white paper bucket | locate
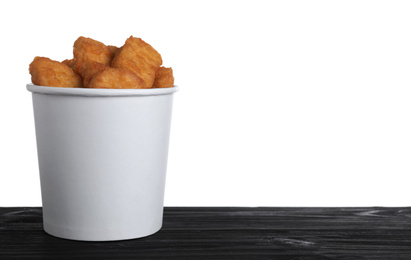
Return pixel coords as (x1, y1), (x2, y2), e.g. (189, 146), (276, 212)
(27, 84), (178, 241)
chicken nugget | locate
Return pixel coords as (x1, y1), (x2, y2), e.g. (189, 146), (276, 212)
(108, 45), (120, 57)
(153, 67), (174, 88)
(61, 58), (75, 69)
(88, 67), (145, 89)
(73, 36), (114, 67)
(29, 56), (83, 88)
(72, 36), (115, 85)
(111, 36), (162, 88)
(75, 60), (107, 87)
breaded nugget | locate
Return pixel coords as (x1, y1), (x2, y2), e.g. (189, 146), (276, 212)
(108, 45), (120, 57)
(111, 36), (162, 88)
(73, 36), (114, 67)
(73, 36), (115, 86)
(61, 58), (76, 69)
(152, 67), (174, 88)
(29, 57), (83, 88)
(75, 61), (107, 87)
(88, 67), (145, 89)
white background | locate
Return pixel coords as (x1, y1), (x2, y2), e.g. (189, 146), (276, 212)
(1, 0), (410, 207)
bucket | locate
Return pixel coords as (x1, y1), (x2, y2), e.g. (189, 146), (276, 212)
(27, 84), (178, 241)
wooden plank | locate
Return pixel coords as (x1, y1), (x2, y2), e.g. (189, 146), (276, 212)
(1, 207), (411, 259)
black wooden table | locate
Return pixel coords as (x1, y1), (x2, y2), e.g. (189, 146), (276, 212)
(1, 207), (411, 259)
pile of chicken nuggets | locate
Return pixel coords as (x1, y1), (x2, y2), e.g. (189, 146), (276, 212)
(29, 36), (174, 89)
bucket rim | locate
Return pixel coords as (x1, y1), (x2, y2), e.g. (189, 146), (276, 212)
(26, 84), (178, 97)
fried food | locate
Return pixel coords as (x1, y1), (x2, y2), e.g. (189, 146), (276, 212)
(61, 58), (75, 69)
(75, 61), (107, 87)
(29, 57), (83, 88)
(73, 36), (114, 66)
(29, 36), (174, 89)
(108, 45), (120, 57)
(73, 36), (115, 87)
(88, 67), (146, 89)
(153, 67), (174, 88)
(111, 36), (162, 88)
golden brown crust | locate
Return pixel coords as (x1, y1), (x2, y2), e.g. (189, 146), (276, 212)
(29, 56), (83, 88)
(75, 61), (107, 87)
(61, 58), (76, 69)
(73, 36), (114, 67)
(107, 45), (120, 57)
(152, 67), (174, 88)
(111, 36), (162, 88)
(29, 36), (172, 89)
(72, 37), (115, 86)
(87, 67), (146, 89)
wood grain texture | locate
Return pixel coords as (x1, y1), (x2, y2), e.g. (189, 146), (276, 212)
(1, 207), (411, 259)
